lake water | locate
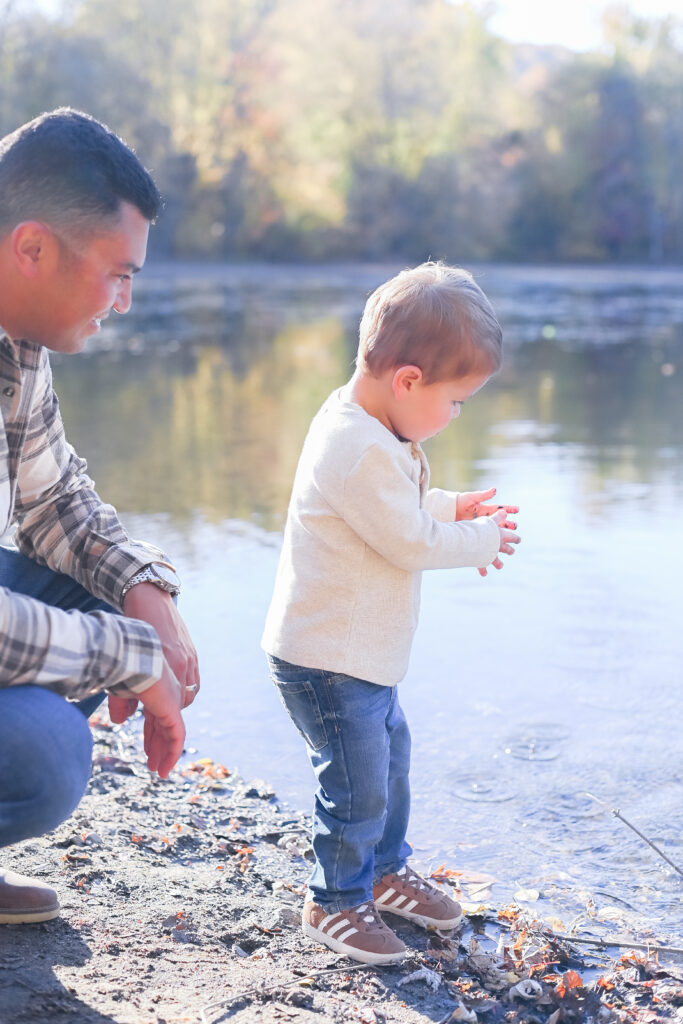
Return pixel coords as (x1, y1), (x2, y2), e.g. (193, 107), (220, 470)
(52, 262), (683, 946)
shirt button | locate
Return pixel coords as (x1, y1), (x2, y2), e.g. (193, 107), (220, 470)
(3, 386), (14, 397)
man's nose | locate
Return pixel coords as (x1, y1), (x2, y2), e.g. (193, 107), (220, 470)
(113, 278), (132, 314)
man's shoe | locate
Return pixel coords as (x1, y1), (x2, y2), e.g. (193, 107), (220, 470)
(373, 864), (463, 929)
(302, 898), (406, 964)
(0, 869), (60, 924)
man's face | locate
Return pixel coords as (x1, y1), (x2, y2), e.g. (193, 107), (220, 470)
(38, 201), (150, 354)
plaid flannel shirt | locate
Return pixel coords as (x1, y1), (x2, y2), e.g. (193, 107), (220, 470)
(0, 335), (164, 699)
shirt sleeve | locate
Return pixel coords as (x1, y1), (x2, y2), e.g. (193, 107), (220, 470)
(341, 444), (499, 572)
(0, 347), (166, 698)
(13, 349), (165, 609)
(0, 586), (163, 698)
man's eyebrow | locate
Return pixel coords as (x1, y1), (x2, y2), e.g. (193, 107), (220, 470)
(118, 262), (142, 274)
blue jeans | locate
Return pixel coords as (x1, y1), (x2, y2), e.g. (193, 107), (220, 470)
(267, 655), (412, 912)
(0, 547), (113, 849)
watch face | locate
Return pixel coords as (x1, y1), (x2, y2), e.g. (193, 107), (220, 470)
(151, 563), (180, 588)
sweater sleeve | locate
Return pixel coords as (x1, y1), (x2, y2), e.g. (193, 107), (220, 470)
(341, 444), (499, 572)
(424, 487), (459, 523)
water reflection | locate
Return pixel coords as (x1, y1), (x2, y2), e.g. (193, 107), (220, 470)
(51, 262), (683, 942)
(53, 263), (683, 525)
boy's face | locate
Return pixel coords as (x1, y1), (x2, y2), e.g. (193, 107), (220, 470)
(392, 368), (490, 443)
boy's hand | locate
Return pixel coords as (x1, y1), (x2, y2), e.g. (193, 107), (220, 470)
(456, 487), (518, 530)
(107, 661), (186, 778)
(478, 507), (521, 577)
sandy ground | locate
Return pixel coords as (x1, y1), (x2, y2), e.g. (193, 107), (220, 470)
(0, 718), (681, 1024)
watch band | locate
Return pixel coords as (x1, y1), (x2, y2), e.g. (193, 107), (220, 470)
(121, 562), (181, 599)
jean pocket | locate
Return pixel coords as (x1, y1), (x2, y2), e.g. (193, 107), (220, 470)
(272, 677), (328, 752)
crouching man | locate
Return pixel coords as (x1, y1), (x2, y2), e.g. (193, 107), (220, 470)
(0, 109), (200, 923)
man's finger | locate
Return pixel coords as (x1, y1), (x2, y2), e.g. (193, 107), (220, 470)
(108, 693), (138, 723)
(157, 733), (185, 778)
(182, 682), (199, 709)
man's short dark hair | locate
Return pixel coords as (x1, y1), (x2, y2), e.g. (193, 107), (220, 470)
(0, 108), (161, 238)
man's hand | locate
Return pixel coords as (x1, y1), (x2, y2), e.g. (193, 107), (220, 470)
(122, 582), (200, 708)
(478, 507), (521, 576)
(456, 486), (518, 530)
(108, 662), (185, 778)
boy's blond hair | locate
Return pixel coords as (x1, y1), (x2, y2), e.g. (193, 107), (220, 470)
(357, 262), (502, 383)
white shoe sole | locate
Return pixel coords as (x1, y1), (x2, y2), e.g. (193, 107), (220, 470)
(302, 920), (406, 965)
(0, 906), (60, 924)
(377, 905), (464, 930)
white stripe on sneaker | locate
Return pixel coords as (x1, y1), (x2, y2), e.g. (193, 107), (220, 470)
(320, 913), (342, 933)
(403, 899), (419, 912)
(375, 888), (396, 906)
(388, 894), (409, 909)
(326, 918), (351, 938)
(337, 926), (358, 942)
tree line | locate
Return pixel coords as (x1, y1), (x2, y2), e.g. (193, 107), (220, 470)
(1, 0), (682, 263)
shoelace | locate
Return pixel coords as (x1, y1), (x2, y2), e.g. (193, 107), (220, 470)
(397, 866), (435, 894)
(352, 901), (386, 929)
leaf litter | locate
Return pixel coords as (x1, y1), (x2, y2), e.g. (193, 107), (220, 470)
(0, 716), (680, 1024)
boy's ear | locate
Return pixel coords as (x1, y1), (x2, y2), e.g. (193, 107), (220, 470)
(11, 221), (59, 279)
(391, 365), (423, 400)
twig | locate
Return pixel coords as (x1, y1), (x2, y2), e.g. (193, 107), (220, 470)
(199, 960), (374, 1023)
(585, 792), (683, 879)
(551, 933), (683, 957)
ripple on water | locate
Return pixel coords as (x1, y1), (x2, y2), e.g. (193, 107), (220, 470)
(532, 790), (608, 824)
(501, 721), (571, 762)
(447, 771), (517, 804)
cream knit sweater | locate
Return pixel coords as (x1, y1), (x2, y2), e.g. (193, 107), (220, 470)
(262, 388), (500, 687)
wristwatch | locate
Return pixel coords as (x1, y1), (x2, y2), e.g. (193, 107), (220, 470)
(121, 561), (181, 599)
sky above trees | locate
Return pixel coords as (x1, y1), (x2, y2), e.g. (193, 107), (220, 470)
(487, 0), (683, 50)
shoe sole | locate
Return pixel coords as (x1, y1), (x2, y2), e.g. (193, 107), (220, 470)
(302, 920), (406, 965)
(377, 905), (464, 930)
(0, 907), (60, 924)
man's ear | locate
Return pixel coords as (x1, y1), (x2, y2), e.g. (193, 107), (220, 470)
(391, 365), (423, 400)
(11, 221), (58, 279)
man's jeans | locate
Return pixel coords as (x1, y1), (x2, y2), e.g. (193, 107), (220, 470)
(0, 547), (112, 849)
(267, 655), (412, 913)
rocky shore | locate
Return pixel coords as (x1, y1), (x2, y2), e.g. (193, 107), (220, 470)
(0, 716), (680, 1024)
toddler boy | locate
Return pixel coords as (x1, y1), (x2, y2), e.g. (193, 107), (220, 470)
(262, 262), (520, 964)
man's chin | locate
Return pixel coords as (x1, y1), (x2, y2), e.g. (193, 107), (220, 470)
(41, 334), (90, 355)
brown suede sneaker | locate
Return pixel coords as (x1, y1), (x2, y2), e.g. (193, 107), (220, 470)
(302, 898), (406, 964)
(0, 869), (60, 924)
(373, 865), (463, 929)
